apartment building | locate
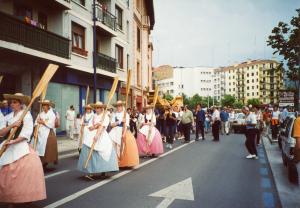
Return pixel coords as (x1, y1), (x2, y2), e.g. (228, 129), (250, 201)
(224, 60), (284, 104)
(0, 0), (154, 131)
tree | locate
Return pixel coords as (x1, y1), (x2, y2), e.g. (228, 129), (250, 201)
(221, 95), (236, 107)
(163, 94), (174, 101)
(233, 101), (244, 109)
(267, 8), (300, 110)
(189, 94), (203, 109)
(247, 98), (261, 106)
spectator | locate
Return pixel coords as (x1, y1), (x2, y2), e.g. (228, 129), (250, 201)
(181, 105), (194, 143)
(194, 104), (205, 141)
(0, 100), (12, 116)
(271, 106), (280, 140)
(220, 107), (229, 135)
(165, 107), (177, 149)
(212, 106), (221, 142)
(65, 105), (76, 140)
(204, 112), (211, 133)
(228, 108), (235, 134)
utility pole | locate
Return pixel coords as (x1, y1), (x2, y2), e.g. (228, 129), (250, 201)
(92, 0), (97, 103)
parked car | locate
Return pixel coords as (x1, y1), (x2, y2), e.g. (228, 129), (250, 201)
(278, 114), (295, 150)
(232, 113), (246, 133)
(281, 115), (300, 185)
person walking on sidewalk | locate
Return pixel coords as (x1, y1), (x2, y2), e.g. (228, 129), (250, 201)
(242, 106), (258, 159)
(220, 107), (229, 135)
(212, 106), (221, 142)
(65, 105), (76, 140)
(271, 106), (280, 140)
(195, 104), (205, 141)
(181, 105), (194, 143)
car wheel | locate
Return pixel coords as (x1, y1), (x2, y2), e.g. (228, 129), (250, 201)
(281, 151), (287, 167)
(287, 163), (299, 185)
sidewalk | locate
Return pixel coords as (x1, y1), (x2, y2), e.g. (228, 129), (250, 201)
(263, 136), (300, 208)
(57, 135), (79, 157)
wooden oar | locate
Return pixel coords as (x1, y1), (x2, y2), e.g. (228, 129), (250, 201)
(79, 86), (90, 151)
(33, 83), (48, 150)
(0, 64), (58, 158)
(146, 86), (159, 147)
(120, 69), (131, 160)
(84, 77), (119, 169)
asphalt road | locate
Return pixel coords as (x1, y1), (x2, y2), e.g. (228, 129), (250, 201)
(0, 133), (281, 208)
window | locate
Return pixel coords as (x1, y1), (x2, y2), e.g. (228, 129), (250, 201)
(247, 87), (249, 90)
(247, 73), (249, 77)
(252, 86), (254, 89)
(137, 27), (141, 50)
(115, 6), (123, 30)
(252, 79), (254, 83)
(72, 22), (87, 56)
(170, 82), (174, 86)
(38, 12), (47, 29)
(115, 44), (124, 68)
(252, 92), (254, 96)
(251, 73), (254, 76)
(247, 80), (249, 83)
(73, 0), (85, 6)
(137, 61), (141, 86)
(247, 93), (250, 96)
(126, 21), (129, 41)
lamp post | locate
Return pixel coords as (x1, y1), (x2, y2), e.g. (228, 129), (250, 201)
(92, 0), (97, 103)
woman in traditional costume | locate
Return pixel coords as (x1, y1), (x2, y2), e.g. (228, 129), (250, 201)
(78, 102), (119, 180)
(136, 105), (164, 157)
(78, 104), (94, 152)
(109, 100), (139, 168)
(0, 93), (46, 204)
(33, 99), (58, 168)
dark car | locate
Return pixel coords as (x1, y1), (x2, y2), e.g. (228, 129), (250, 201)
(281, 115), (300, 185)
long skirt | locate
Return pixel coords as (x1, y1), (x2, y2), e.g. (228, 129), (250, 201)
(0, 148), (46, 203)
(118, 131), (140, 168)
(136, 128), (164, 156)
(41, 130), (58, 165)
(77, 144), (119, 174)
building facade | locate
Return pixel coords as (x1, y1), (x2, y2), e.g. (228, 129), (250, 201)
(224, 60), (284, 104)
(0, 0), (154, 131)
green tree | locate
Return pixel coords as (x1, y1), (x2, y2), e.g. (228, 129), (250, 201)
(182, 93), (190, 107)
(163, 94), (174, 101)
(247, 98), (261, 106)
(267, 8), (300, 110)
(189, 94), (203, 109)
(221, 95), (236, 107)
(233, 101), (244, 109)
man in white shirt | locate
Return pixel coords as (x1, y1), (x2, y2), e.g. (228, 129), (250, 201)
(212, 107), (221, 142)
(65, 105), (76, 139)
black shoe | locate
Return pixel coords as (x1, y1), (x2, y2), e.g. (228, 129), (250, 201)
(226, 133), (229, 135)
(202, 138), (205, 140)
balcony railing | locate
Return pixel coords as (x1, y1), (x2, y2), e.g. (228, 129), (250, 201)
(96, 53), (117, 73)
(0, 11), (70, 59)
(95, 4), (117, 31)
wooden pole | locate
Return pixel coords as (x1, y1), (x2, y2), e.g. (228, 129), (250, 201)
(0, 64), (58, 158)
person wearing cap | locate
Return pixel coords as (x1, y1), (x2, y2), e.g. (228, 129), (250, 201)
(136, 105), (164, 156)
(0, 93), (46, 204)
(65, 105), (76, 140)
(109, 100), (139, 168)
(78, 101), (119, 180)
(0, 100), (12, 116)
(242, 106), (259, 159)
(78, 104), (94, 152)
(32, 100), (58, 168)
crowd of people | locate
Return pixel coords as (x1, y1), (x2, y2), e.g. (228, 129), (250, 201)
(0, 91), (298, 206)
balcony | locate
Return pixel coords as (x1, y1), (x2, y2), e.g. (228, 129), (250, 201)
(0, 11), (70, 59)
(95, 4), (117, 34)
(49, 0), (71, 10)
(96, 53), (117, 73)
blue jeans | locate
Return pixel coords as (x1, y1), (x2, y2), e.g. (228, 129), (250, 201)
(205, 120), (210, 131)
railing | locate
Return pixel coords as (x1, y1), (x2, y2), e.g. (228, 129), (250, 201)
(96, 53), (117, 73)
(95, 4), (117, 31)
(0, 11), (70, 59)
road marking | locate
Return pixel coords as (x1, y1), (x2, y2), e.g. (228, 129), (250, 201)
(44, 140), (195, 208)
(59, 152), (78, 160)
(45, 170), (71, 179)
(149, 178), (195, 208)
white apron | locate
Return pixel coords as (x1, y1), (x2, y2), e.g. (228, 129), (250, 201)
(109, 111), (130, 146)
(32, 110), (56, 156)
(0, 110), (33, 168)
(139, 113), (156, 144)
(78, 112), (94, 147)
(83, 112), (112, 162)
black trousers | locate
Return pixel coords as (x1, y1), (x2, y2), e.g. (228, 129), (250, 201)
(182, 123), (192, 142)
(245, 128), (258, 155)
(196, 121), (205, 139)
(212, 121), (220, 141)
(165, 125), (175, 144)
(271, 124), (279, 139)
(130, 121), (137, 138)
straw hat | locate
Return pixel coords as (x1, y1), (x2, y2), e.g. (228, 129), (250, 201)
(91, 101), (106, 108)
(3, 93), (31, 105)
(39, 99), (53, 106)
(113, 100), (125, 107)
(84, 104), (93, 109)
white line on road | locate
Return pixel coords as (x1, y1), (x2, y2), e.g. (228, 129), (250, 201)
(59, 152), (78, 160)
(45, 170), (71, 179)
(44, 140), (195, 208)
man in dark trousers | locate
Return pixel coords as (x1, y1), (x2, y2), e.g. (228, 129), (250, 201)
(195, 104), (206, 141)
(181, 105), (194, 143)
(212, 106), (221, 142)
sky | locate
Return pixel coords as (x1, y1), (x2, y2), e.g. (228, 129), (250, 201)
(152, 0), (300, 68)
